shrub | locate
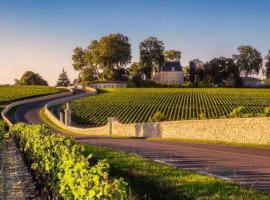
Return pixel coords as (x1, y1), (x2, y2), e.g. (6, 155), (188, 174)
(228, 106), (250, 118)
(9, 123), (127, 199)
(149, 111), (167, 122)
(264, 107), (270, 117)
(0, 120), (8, 148)
(199, 112), (206, 119)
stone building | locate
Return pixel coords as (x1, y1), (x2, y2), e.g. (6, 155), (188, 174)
(152, 61), (184, 84)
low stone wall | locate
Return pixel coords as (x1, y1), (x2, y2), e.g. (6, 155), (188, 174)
(46, 115), (270, 144)
(1, 87), (73, 127)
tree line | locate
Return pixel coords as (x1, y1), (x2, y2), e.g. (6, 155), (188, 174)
(72, 33), (270, 87)
(13, 33), (270, 87)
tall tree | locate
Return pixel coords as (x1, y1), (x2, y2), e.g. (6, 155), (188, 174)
(139, 37), (165, 77)
(56, 68), (70, 87)
(188, 59), (204, 84)
(233, 45), (263, 77)
(265, 50), (270, 79)
(164, 50), (181, 62)
(16, 71), (48, 86)
(72, 47), (86, 78)
(94, 33), (131, 80)
(204, 57), (239, 86)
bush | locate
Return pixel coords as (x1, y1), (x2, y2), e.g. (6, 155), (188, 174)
(9, 123), (127, 199)
(264, 107), (270, 117)
(0, 120), (8, 148)
(149, 111), (167, 122)
(228, 106), (250, 118)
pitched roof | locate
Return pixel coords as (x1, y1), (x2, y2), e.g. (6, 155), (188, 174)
(160, 61), (182, 71)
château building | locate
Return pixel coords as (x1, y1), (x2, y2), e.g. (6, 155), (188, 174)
(152, 61), (184, 84)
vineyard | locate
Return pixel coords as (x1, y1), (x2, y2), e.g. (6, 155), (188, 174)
(58, 88), (270, 126)
(0, 85), (61, 106)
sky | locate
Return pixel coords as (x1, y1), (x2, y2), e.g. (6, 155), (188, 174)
(0, 0), (270, 85)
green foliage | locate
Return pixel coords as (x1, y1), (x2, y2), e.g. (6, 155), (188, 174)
(139, 37), (165, 76)
(228, 106), (250, 118)
(56, 68), (70, 87)
(265, 50), (270, 79)
(199, 112), (206, 119)
(61, 88), (270, 126)
(164, 49), (181, 62)
(15, 71), (48, 86)
(264, 106), (270, 117)
(0, 121), (8, 148)
(72, 34), (131, 81)
(149, 111), (167, 122)
(9, 123), (127, 199)
(233, 45), (263, 77)
(81, 67), (97, 85)
(0, 85), (60, 106)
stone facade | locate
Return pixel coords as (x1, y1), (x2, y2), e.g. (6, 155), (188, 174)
(152, 71), (184, 84)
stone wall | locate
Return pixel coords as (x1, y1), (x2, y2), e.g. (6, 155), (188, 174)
(48, 116), (270, 145)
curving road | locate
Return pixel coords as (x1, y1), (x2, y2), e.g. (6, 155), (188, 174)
(12, 94), (270, 193)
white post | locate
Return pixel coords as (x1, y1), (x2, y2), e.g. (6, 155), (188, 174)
(65, 103), (72, 126)
(60, 111), (64, 124)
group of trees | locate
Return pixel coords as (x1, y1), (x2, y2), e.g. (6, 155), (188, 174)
(187, 46), (270, 87)
(15, 71), (48, 86)
(72, 33), (132, 84)
(14, 33), (270, 87)
(15, 69), (71, 87)
(72, 34), (181, 84)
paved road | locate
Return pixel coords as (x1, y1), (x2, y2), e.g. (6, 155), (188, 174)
(13, 96), (270, 193)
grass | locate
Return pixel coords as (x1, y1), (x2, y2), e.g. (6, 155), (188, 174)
(55, 88), (270, 126)
(85, 145), (270, 200)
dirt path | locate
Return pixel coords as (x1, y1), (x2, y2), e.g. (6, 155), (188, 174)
(0, 140), (41, 200)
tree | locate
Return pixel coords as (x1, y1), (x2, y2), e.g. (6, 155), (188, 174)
(139, 37), (165, 77)
(188, 59), (204, 84)
(129, 62), (141, 78)
(164, 50), (181, 62)
(81, 67), (97, 85)
(233, 45), (263, 77)
(16, 71), (48, 86)
(94, 33), (131, 80)
(265, 50), (270, 79)
(56, 68), (70, 87)
(204, 57), (239, 86)
(72, 47), (86, 76)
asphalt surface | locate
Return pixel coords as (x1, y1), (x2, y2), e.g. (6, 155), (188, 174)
(12, 94), (270, 193)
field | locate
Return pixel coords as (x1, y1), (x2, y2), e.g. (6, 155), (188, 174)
(0, 85), (62, 106)
(60, 88), (270, 126)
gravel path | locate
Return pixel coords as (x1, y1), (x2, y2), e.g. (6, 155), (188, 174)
(0, 140), (41, 200)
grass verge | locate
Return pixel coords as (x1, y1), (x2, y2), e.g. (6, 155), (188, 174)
(84, 145), (270, 200)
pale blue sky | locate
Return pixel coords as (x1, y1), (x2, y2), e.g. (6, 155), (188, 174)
(0, 0), (270, 85)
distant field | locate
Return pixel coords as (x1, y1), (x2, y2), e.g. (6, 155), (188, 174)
(59, 88), (270, 126)
(0, 85), (62, 106)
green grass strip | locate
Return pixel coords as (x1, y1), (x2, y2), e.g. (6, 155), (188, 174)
(84, 145), (270, 200)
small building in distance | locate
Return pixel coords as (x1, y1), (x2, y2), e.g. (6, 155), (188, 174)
(90, 81), (127, 89)
(241, 77), (262, 87)
(152, 61), (184, 84)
